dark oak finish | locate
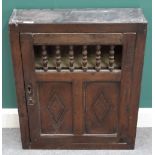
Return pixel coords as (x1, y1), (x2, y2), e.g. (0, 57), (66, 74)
(9, 9), (147, 149)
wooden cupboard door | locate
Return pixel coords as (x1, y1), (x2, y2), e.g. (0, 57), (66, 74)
(38, 82), (73, 134)
(84, 82), (119, 134)
(20, 32), (136, 148)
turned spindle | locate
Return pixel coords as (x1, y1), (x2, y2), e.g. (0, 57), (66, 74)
(41, 45), (48, 72)
(69, 45), (74, 72)
(82, 45), (87, 72)
(56, 45), (61, 72)
(95, 45), (101, 72)
(109, 45), (115, 71)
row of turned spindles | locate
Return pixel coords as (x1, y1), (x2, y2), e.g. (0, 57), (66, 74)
(41, 45), (115, 72)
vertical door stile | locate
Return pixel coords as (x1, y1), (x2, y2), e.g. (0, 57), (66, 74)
(73, 80), (84, 135)
(20, 33), (41, 142)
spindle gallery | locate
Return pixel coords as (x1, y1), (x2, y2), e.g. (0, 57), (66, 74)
(9, 8), (147, 149)
(34, 45), (120, 72)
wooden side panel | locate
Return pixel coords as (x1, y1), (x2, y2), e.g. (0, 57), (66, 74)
(118, 33), (136, 145)
(128, 30), (147, 148)
(9, 26), (30, 148)
(38, 82), (73, 134)
(84, 82), (120, 134)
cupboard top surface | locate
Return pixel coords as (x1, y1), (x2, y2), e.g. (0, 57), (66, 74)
(9, 8), (147, 25)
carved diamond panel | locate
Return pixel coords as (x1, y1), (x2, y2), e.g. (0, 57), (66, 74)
(39, 82), (73, 134)
(85, 82), (119, 134)
(47, 91), (65, 129)
(92, 92), (111, 124)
